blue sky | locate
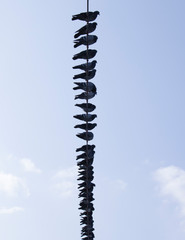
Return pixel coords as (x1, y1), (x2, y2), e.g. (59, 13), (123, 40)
(0, 0), (185, 239)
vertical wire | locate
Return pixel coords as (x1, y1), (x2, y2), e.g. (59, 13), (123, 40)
(85, 0), (90, 239)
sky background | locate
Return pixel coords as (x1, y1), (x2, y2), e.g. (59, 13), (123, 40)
(0, 0), (185, 239)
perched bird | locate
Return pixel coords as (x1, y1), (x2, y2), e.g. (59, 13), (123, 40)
(72, 11), (100, 21)
(74, 35), (98, 48)
(78, 182), (95, 189)
(76, 132), (94, 141)
(78, 175), (94, 181)
(77, 158), (94, 167)
(79, 202), (94, 211)
(73, 114), (97, 122)
(75, 103), (96, 112)
(75, 91), (96, 100)
(78, 170), (94, 177)
(74, 123), (97, 131)
(73, 49), (97, 60)
(74, 23), (97, 38)
(73, 82), (96, 92)
(78, 165), (94, 172)
(73, 69), (96, 80)
(76, 150), (95, 160)
(76, 144), (95, 152)
(73, 60), (97, 71)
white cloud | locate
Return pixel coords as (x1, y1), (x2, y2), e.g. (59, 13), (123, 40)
(0, 172), (30, 197)
(154, 165), (185, 216)
(20, 158), (42, 173)
(0, 207), (24, 214)
(53, 166), (77, 198)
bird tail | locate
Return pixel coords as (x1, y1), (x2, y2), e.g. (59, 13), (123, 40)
(74, 42), (81, 48)
(73, 86), (80, 90)
(74, 95), (79, 100)
(74, 32), (80, 38)
(72, 55), (77, 60)
(72, 15), (77, 21)
(73, 65), (80, 69)
(73, 75), (79, 79)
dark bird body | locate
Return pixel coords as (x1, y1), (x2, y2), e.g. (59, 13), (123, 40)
(76, 144), (95, 152)
(73, 50), (97, 60)
(73, 69), (96, 80)
(75, 103), (96, 112)
(73, 60), (97, 71)
(76, 150), (95, 160)
(72, 11), (100, 21)
(73, 114), (97, 122)
(75, 91), (96, 100)
(74, 35), (98, 48)
(76, 132), (94, 141)
(74, 23), (97, 38)
(77, 158), (94, 167)
(74, 123), (97, 130)
(74, 82), (96, 92)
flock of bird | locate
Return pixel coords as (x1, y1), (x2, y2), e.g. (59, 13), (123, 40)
(72, 9), (99, 240)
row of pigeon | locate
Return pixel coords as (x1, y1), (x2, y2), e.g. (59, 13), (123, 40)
(72, 9), (99, 240)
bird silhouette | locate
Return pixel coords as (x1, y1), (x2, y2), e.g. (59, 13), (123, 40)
(72, 11), (100, 21)
(73, 60), (97, 71)
(74, 23), (97, 38)
(73, 49), (97, 60)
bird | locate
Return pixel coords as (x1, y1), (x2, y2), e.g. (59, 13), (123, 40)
(78, 175), (94, 181)
(77, 158), (94, 167)
(75, 103), (96, 112)
(78, 170), (94, 177)
(73, 69), (96, 80)
(76, 144), (95, 152)
(73, 70), (96, 81)
(73, 49), (97, 60)
(76, 150), (95, 160)
(73, 114), (97, 122)
(73, 82), (96, 92)
(74, 35), (98, 48)
(75, 91), (96, 100)
(74, 123), (97, 130)
(72, 11), (100, 21)
(78, 165), (94, 172)
(78, 182), (95, 189)
(73, 60), (97, 71)
(74, 23), (97, 38)
(76, 132), (94, 141)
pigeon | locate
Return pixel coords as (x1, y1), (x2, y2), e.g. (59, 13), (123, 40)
(72, 11), (100, 22)
(76, 150), (95, 160)
(75, 91), (96, 100)
(76, 144), (95, 152)
(79, 191), (94, 198)
(74, 123), (97, 130)
(76, 132), (94, 141)
(78, 182), (95, 189)
(73, 114), (97, 122)
(74, 35), (98, 48)
(73, 82), (96, 92)
(73, 60), (97, 71)
(73, 69), (96, 80)
(73, 50), (97, 60)
(78, 165), (94, 172)
(74, 23), (97, 38)
(78, 170), (94, 177)
(79, 201), (94, 209)
(78, 175), (94, 181)
(77, 158), (94, 167)
(75, 103), (96, 113)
